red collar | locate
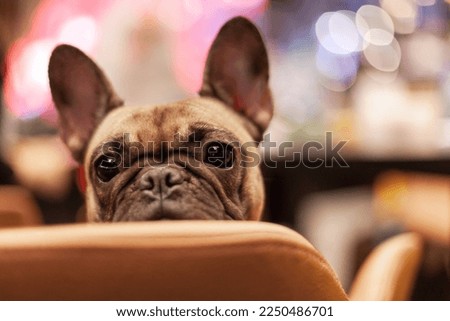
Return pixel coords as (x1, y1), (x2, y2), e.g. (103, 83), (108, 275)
(77, 166), (87, 193)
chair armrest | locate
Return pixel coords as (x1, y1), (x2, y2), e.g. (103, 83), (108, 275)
(349, 232), (423, 301)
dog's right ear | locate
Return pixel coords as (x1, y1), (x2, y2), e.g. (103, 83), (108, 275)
(48, 44), (123, 162)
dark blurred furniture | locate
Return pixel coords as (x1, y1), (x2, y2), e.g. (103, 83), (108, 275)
(0, 185), (42, 227)
(262, 157), (450, 226)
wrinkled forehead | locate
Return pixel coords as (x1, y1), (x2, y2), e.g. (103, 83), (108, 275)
(86, 97), (254, 159)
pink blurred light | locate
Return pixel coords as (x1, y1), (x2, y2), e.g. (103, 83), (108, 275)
(156, 0), (204, 32)
(220, 0), (267, 9)
(10, 39), (54, 118)
(58, 15), (98, 52)
(3, 0), (114, 122)
(3, 0), (268, 120)
(172, 0), (268, 93)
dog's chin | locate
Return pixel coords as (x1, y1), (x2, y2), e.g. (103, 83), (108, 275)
(111, 200), (230, 222)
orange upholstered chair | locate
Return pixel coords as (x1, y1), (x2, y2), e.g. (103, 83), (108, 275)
(0, 221), (422, 300)
(349, 232), (423, 300)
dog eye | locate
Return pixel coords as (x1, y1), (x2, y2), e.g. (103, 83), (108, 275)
(95, 155), (120, 182)
(203, 141), (234, 168)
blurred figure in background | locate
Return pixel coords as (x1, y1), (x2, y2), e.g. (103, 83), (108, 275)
(0, 1), (81, 222)
(0, 1), (38, 184)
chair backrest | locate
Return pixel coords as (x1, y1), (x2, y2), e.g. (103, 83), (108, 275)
(0, 185), (42, 227)
(349, 232), (423, 301)
(0, 221), (348, 300)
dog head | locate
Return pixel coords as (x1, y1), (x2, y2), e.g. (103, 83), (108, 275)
(48, 17), (273, 222)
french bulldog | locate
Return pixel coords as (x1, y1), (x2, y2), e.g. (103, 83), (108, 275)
(48, 17), (273, 222)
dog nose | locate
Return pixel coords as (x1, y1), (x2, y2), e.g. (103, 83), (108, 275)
(139, 167), (184, 194)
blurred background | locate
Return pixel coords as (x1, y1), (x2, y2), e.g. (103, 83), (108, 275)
(0, 0), (449, 299)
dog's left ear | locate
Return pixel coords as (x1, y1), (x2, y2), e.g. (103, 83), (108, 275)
(199, 17), (273, 140)
(48, 45), (124, 162)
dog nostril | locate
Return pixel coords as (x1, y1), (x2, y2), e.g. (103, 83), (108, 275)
(140, 169), (184, 192)
(147, 177), (155, 190)
(140, 173), (155, 190)
(165, 171), (183, 187)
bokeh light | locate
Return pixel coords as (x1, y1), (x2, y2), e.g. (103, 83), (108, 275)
(363, 38), (401, 72)
(315, 10), (364, 92)
(155, 0), (203, 32)
(315, 11), (363, 55)
(316, 45), (360, 92)
(58, 15), (98, 52)
(401, 31), (446, 80)
(7, 39), (54, 119)
(416, 0), (435, 5)
(380, 0), (418, 34)
(355, 5), (394, 46)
